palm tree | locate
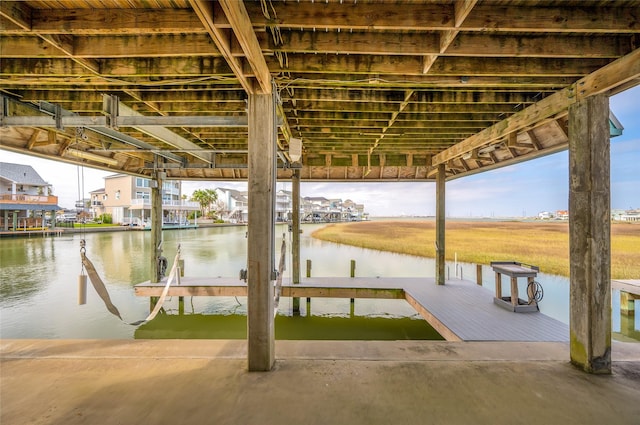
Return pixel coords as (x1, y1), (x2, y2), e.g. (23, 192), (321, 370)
(190, 189), (217, 217)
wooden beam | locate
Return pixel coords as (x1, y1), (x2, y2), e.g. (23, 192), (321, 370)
(5, 8), (207, 35)
(461, 4), (640, 33)
(265, 31), (628, 59)
(423, 0), (477, 74)
(0, 1), (31, 30)
(72, 34), (220, 58)
(246, 2), (640, 33)
(218, 0), (271, 94)
(433, 48), (640, 166)
(189, 0), (253, 94)
(288, 89), (546, 105)
(269, 55), (610, 77)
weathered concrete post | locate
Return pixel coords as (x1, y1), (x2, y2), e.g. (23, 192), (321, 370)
(150, 171), (164, 283)
(435, 163), (446, 285)
(247, 92), (276, 372)
(568, 93), (611, 374)
(292, 169), (301, 315)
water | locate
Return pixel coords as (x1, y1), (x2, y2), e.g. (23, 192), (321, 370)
(0, 224), (637, 341)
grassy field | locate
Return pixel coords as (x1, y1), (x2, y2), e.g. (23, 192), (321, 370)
(312, 220), (640, 279)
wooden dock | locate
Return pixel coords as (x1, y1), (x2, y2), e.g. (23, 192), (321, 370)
(0, 229), (64, 238)
(612, 279), (640, 316)
(612, 279), (640, 296)
(135, 277), (569, 342)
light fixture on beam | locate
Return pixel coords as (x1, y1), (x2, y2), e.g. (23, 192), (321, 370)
(289, 137), (302, 162)
(66, 148), (119, 166)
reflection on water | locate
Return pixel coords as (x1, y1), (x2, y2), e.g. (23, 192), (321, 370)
(0, 223), (637, 341)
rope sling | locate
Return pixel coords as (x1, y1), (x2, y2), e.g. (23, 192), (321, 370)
(80, 244), (181, 326)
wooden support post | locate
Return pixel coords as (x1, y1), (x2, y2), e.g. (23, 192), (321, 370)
(569, 94), (611, 374)
(476, 264), (483, 285)
(247, 92), (276, 372)
(435, 163), (446, 285)
(350, 298), (355, 317)
(306, 259), (312, 278)
(495, 272), (502, 299)
(178, 296), (185, 315)
(510, 276), (518, 306)
(292, 169), (301, 316)
(150, 171), (164, 283)
(620, 292), (636, 316)
(350, 259), (356, 278)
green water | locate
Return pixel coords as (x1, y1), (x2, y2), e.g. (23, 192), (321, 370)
(1, 224), (636, 341)
(0, 224), (444, 340)
(135, 313), (444, 340)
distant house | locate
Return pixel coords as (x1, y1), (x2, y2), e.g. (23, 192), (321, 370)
(216, 188), (249, 223)
(0, 162), (60, 231)
(555, 210), (569, 220)
(619, 209), (640, 222)
(98, 174), (198, 225)
(89, 188), (106, 219)
(538, 211), (553, 220)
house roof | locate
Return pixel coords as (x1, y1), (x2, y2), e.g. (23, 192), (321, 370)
(0, 203), (60, 211)
(0, 162), (49, 186)
(217, 187), (248, 201)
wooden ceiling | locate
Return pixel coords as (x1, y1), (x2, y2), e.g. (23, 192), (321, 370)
(1, 0), (639, 181)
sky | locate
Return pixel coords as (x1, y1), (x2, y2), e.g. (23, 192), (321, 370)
(1, 86), (638, 217)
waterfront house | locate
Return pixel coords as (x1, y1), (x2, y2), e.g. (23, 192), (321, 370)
(538, 211), (553, 220)
(0, 162), (59, 231)
(215, 188), (249, 223)
(620, 208), (640, 222)
(100, 174), (198, 226)
(89, 188), (106, 220)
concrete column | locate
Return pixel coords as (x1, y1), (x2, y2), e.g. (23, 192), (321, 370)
(150, 171), (164, 283)
(569, 94), (611, 374)
(3, 210), (8, 231)
(435, 163), (446, 285)
(247, 93), (276, 371)
(291, 169), (301, 315)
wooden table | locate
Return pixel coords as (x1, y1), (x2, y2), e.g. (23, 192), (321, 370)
(490, 262), (540, 313)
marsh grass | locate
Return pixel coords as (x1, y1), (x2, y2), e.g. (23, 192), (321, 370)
(312, 220), (640, 279)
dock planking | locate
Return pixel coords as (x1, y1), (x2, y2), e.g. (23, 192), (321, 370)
(612, 279), (640, 296)
(135, 276), (569, 343)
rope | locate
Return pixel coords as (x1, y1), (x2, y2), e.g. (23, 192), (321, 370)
(273, 237), (287, 315)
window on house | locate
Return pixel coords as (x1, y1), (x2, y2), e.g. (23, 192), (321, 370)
(136, 178), (150, 188)
(136, 192), (150, 200)
(115, 190), (120, 200)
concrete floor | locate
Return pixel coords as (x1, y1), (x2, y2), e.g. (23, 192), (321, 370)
(2, 339), (639, 425)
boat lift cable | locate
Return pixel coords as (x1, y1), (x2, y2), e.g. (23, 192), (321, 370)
(77, 128), (89, 305)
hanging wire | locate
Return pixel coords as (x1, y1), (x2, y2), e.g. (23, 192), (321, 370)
(76, 127), (87, 275)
